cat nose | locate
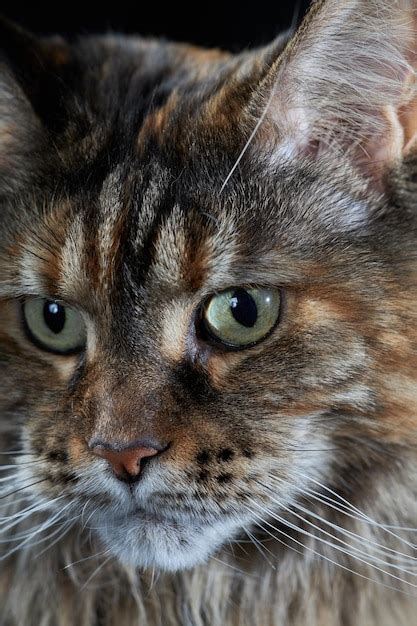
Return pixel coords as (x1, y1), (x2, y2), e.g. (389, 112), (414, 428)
(89, 438), (166, 482)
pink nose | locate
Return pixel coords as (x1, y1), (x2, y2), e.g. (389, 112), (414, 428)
(90, 442), (160, 481)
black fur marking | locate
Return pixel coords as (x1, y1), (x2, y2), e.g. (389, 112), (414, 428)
(48, 450), (68, 463)
(126, 188), (176, 286)
(242, 448), (254, 458)
(217, 473), (233, 484)
(196, 450), (211, 465)
(217, 448), (234, 462)
(198, 469), (209, 481)
(59, 471), (78, 484)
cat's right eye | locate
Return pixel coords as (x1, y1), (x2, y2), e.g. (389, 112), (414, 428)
(21, 299), (87, 355)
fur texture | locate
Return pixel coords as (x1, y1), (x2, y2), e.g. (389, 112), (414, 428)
(1, 1), (417, 624)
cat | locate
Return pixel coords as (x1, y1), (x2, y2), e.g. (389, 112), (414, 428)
(1, 0), (417, 624)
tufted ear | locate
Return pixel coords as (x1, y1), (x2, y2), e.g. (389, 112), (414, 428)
(0, 18), (70, 194)
(251, 0), (417, 189)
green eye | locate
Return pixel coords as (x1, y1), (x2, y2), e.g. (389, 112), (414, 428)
(202, 287), (281, 348)
(22, 299), (87, 355)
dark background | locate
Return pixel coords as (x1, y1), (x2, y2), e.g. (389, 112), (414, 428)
(1, 1), (311, 51)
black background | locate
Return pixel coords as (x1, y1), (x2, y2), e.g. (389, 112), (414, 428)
(1, 1), (311, 51)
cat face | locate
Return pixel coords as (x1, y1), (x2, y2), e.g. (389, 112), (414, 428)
(1, 0), (417, 572)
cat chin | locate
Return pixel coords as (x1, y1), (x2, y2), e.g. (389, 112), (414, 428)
(94, 514), (242, 572)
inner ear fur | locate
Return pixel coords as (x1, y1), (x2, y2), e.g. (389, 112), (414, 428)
(249, 0), (417, 187)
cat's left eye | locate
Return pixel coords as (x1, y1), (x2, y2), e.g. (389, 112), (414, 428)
(201, 287), (281, 349)
(22, 299), (87, 355)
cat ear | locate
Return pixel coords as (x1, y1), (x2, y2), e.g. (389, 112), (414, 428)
(252, 0), (417, 188)
(0, 17), (70, 193)
(0, 17), (70, 126)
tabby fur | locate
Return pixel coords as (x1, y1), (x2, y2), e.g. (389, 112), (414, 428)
(1, 2), (417, 625)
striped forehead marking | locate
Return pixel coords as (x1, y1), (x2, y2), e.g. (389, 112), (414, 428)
(59, 213), (88, 297)
(99, 170), (122, 274)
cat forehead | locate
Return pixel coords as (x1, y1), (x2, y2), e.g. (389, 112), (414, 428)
(93, 165), (240, 293)
(3, 133), (376, 308)
(58, 166), (257, 301)
(43, 158), (371, 305)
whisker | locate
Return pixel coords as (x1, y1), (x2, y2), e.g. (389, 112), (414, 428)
(263, 485), (417, 573)
(62, 547), (111, 571)
(0, 452), (36, 456)
(35, 518), (79, 558)
(80, 499), (91, 529)
(219, 82), (277, 194)
(15, 516), (77, 555)
(0, 461), (45, 469)
(0, 478), (50, 502)
(81, 505), (102, 532)
(291, 497), (417, 568)
(0, 477), (16, 485)
(247, 505), (417, 598)
(293, 483), (417, 545)
(288, 470), (417, 550)
(248, 498), (417, 590)
(80, 554), (113, 591)
(301, 484), (417, 533)
(265, 475), (417, 566)
(0, 495), (31, 510)
(0, 495), (65, 532)
(242, 525), (277, 569)
(254, 518), (307, 558)
(209, 554), (257, 578)
(0, 502), (73, 561)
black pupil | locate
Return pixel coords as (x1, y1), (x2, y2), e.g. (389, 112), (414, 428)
(230, 289), (258, 328)
(43, 301), (66, 334)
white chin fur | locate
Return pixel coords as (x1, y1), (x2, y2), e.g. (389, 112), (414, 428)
(95, 514), (242, 572)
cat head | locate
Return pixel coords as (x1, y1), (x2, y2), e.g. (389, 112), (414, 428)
(1, 0), (417, 573)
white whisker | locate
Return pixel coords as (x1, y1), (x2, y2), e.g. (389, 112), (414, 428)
(301, 484), (417, 533)
(248, 498), (417, 590)
(62, 547), (111, 571)
(0, 496), (65, 532)
(35, 518), (79, 557)
(242, 525), (277, 569)
(209, 554), (257, 578)
(0, 461), (42, 470)
(0, 451), (36, 456)
(0, 501), (73, 561)
(80, 554), (113, 591)
(289, 470), (417, 550)
(219, 82), (277, 194)
(247, 505), (417, 598)
(265, 475), (417, 566)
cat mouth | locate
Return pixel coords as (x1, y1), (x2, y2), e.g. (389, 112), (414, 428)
(121, 506), (187, 527)
(112, 502), (218, 533)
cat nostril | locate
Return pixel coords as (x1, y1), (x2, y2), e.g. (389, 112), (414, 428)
(89, 438), (167, 482)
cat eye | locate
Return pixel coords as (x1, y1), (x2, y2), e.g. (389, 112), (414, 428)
(22, 299), (87, 355)
(201, 287), (281, 349)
